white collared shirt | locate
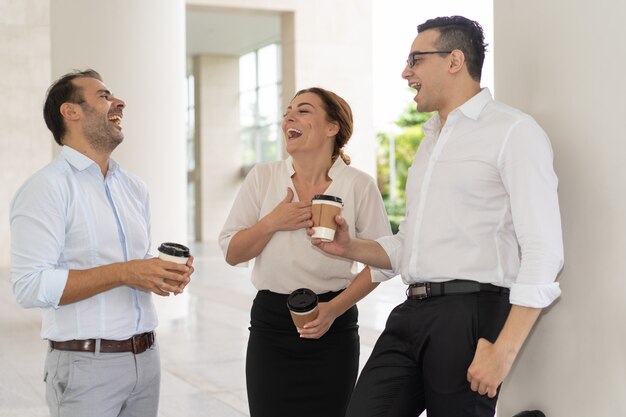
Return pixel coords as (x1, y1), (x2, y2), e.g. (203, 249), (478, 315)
(376, 89), (564, 308)
(219, 157), (392, 294)
(10, 146), (157, 341)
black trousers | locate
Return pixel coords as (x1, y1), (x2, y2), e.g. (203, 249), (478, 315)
(346, 291), (511, 417)
(246, 290), (359, 417)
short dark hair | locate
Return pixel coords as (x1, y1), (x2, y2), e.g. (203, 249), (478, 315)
(418, 16), (487, 82)
(43, 69), (102, 145)
(294, 87), (354, 165)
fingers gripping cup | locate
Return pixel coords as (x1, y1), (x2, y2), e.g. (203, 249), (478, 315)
(311, 194), (343, 242)
(287, 288), (319, 329)
(157, 242), (190, 287)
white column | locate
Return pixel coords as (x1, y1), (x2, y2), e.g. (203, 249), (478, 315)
(495, 1), (626, 415)
(50, 0), (188, 248)
(292, 0), (376, 177)
(0, 0), (52, 267)
(195, 54), (241, 241)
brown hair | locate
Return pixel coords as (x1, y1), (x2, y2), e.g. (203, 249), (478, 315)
(293, 87), (353, 165)
(43, 69), (103, 145)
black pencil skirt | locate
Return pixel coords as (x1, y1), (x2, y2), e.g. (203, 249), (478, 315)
(246, 289), (360, 417)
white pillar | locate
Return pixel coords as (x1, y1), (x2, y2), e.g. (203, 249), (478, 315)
(50, 0), (188, 248)
(195, 54), (241, 241)
(495, 1), (626, 415)
(0, 0), (52, 267)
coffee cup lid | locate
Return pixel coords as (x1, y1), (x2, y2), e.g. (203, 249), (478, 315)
(312, 194), (343, 204)
(158, 242), (190, 257)
(286, 288), (318, 312)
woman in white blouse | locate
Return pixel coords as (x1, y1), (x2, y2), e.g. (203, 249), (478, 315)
(219, 87), (391, 417)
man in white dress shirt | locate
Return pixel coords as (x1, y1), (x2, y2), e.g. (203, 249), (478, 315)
(10, 69), (194, 417)
(313, 16), (564, 417)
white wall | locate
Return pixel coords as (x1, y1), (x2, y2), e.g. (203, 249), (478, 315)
(290, 0), (375, 175)
(495, 1), (626, 415)
(0, 0), (52, 267)
(50, 0), (188, 249)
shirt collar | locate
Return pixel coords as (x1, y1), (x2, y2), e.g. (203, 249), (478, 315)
(423, 87), (493, 135)
(285, 155), (347, 180)
(61, 145), (119, 175)
(456, 87), (493, 121)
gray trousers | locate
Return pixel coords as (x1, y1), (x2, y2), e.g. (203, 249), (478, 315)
(44, 341), (160, 417)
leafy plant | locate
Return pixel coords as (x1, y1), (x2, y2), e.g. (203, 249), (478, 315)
(376, 102), (431, 233)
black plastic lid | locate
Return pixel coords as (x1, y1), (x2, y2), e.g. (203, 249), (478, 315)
(158, 242), (190, 257)
(312, 194), (343, 204)
(286, 288), (318, 312)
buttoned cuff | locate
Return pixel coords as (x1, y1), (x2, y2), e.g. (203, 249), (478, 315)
(509, 282), (561, 308)
(12, 269), (69, 309)
(48, 269), (70, 308)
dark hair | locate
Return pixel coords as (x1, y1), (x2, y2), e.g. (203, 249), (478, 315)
(293, 87), (353, 165)
(43, 69), (102, 145)
(417, 16), (487, 82)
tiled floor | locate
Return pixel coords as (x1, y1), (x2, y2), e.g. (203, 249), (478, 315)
(0, 241), (407, 417)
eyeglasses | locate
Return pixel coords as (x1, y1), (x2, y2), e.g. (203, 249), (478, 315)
(406, 51), (453, 68)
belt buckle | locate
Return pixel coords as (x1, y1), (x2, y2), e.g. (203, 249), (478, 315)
(131, 334), (142, 354)
(407, 283), (431, 300)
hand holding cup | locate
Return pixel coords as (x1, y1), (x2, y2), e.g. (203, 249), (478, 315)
(287, 288), (319, 329)
(310, 194), (343, 241)
(157, 242), (192, 290)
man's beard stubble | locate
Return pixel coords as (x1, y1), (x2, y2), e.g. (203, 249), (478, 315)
(82, 106), (124, 153)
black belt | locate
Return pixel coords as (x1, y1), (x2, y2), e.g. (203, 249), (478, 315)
(406, 280), (509, 300)
(49, 331), (155, 354)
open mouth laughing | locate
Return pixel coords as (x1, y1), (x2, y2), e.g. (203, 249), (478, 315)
(287, 128), (302, 139)
(108, 113), (123, 126)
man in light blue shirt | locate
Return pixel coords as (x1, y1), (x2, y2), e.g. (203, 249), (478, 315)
(10, 69), (194, 417)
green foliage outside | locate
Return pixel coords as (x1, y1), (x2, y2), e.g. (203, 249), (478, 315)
(376, 103), (432, 233)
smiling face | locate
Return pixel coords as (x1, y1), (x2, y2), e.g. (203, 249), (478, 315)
(401, 29), (452, 114)
(73, 77), (126, 153)
(281, 92), (338, 159)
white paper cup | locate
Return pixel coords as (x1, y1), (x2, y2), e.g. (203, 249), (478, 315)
(157, 242), (190, 287)
(311, 195), (343, 242)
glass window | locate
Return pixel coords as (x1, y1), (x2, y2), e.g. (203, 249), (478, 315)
(239, 90), (257, 127)
(239, 52), (257, 92)
(240, 127), (258, 166)
(239, 43), (282, 167)
(258, 44), (278, 86)
(260, 123), (279, 161)
(258, 84), (279, 125)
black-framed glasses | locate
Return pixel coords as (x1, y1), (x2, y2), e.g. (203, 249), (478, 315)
(406, 50), (453, 68)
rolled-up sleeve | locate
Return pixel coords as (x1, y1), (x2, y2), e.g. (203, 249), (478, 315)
(218, 166), (263, 266)
(374, 230), (405, 282)
(499, 119), (564, 307)
(10, 176), (69, 309)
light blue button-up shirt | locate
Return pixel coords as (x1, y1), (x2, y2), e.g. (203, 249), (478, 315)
(10, 146), (157, 341)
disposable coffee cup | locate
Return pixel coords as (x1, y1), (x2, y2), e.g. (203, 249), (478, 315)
(311, 194), (343, 242)
(287, 288), (319, 329)
(157, 242), (190, 287)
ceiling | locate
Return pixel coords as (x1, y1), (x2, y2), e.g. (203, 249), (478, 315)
(186, 8), (281, 57)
